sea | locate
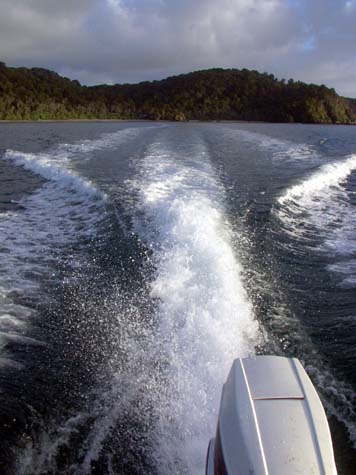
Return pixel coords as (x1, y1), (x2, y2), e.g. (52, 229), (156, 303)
(0, 121), (355, 475)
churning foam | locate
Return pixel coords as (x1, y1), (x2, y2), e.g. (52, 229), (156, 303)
(55, 125), (160, 161)
(220, 126), (320, 163)
(277, 155), (356, 285)
(131, 138), (259, 473)
(2, 126), (162, 471)
(2, 124), (159, 199)
(279, 154), (356, 206)
(3, 149), (105, 197)
(0, 149), (108, 362)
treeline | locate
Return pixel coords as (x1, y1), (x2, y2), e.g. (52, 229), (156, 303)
(0, 62), (356, 123)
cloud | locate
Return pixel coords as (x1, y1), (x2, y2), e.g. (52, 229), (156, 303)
(0, 0), (95, 62)
(345, 0), (356, 13)
(0, 0), (355, 96)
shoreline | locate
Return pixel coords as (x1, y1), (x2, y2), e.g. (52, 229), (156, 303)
(0, 119), (356, 126)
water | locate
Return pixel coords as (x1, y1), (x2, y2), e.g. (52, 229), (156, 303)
(0, 121), (355, 474)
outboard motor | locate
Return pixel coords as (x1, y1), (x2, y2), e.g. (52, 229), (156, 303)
(206, 356), (337, 475)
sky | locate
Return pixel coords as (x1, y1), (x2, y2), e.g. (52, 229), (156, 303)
(0, 0), (355, 97)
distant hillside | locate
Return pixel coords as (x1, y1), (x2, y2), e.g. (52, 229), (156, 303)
(0, 62), (356, 123)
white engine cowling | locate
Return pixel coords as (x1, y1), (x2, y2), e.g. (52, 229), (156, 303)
(206, 356), (337, 475)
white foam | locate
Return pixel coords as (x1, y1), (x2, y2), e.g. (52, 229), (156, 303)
(55, 126), (156, 160)
(3, 123), (162, 194)
(0, 179), (105, 292)
(220, 126), (320, 163)
(130, 138), (260, 473)
(306, 363), (356, 448)
(0, 126), (158, 464)
(0, 314), (26, 330)
(279, 154), (356, 206)
(46, 137), (260, 474)
(277, 155), (356, 275)
(275, 157), (356, 444)
(3, 149), (105, 198)
(0, 148), (108, 364)
(327, 260), (356, 287)
(16, 413), (91, 475)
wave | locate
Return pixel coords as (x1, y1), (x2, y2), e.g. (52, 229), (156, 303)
(306, 362), (356, 448)
(278, 154), (356, 206)
(128, 136), (260, 473)
(274, 155), (356, 447)
(220, 126), (320, 163)
(12, 131), (260, 475)
(54, 125), (160, 161)
(3, 124), (161, 188)
(277, 155), (356, 283)
(1, 126), (162, 472)
(0, 148), (108, 364)
(3, 149), (106, 197)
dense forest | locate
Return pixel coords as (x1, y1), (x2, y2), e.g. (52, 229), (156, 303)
(0, 61), (356, 123)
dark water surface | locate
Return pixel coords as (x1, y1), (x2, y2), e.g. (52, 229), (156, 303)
(0, 121), (355, 474)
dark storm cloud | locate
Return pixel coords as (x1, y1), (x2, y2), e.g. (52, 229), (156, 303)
(0, 0), (355, 96)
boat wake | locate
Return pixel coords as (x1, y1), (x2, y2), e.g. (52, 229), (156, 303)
(277, 154), (356, 285)
(129, 136), (260, 473)
(0, 149), (107, 371)
(219, 125), (321, 163)
(3, 124), (355, 473)
(274, 154), (356, 447)
(0, 125), (156, 367)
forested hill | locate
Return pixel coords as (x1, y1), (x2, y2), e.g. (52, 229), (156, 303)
(1, 62), (356, 123)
